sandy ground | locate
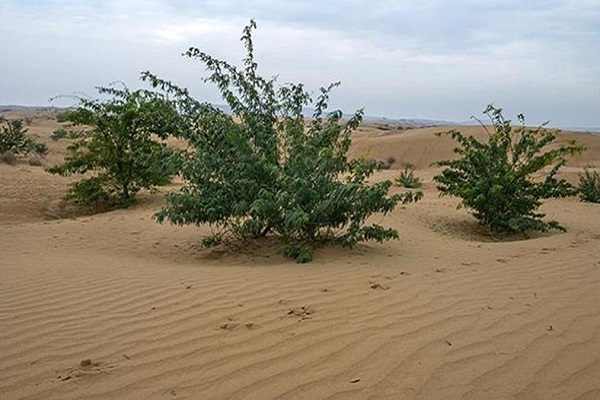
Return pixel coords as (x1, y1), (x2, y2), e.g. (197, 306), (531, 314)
(1, 110), (599, 399)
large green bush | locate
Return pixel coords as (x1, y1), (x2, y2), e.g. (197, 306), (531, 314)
(144, 20), (420, 262)
(433, 105), (584, 235)
(47, 85), (183, 209)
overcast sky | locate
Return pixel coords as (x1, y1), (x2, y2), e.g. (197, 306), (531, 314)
(1, 0), (599, 128)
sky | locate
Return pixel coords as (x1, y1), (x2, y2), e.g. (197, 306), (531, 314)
(1, 0), (599, 129)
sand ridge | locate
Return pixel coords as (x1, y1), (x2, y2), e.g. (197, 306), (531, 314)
(1, 111), (599, 399)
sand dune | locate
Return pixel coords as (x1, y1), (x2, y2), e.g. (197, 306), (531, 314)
(1, 112), (599, 399)
(351, 125), (600, 171)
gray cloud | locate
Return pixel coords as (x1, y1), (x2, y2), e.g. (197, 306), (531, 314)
(1, 0), (598, 128)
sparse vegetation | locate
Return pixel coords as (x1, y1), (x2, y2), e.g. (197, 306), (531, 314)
(578, 167), (600, 203)
(47, 84), (184, 209)
(0, 117), (48, 162)
(50, 128), (71, 141)
(144, 20), (420, 262)
(395, 162), (422, 188)
(434, 105), (584, 235)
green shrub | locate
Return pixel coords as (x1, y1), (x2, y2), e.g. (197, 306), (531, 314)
(50, 128), (70, 141)
(433, 105), (584, 235)
(0, 117), (48, 156)
(144, 20), (420, 262)
(47, 84), (184, 209)
(30, 142), (48, 155)
(280, 243), (314, 263)
(579, 167), (600, 203)
(395, 162), (422, 188)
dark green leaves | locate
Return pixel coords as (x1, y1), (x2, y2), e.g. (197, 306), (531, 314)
(395, 162), (422, 189)
(47, 84), (184, 209)
(578, 167), (600, 203)
(0, 118), (48, 157)
(433, 105), (584, 235)
(150, 20), (418, 262)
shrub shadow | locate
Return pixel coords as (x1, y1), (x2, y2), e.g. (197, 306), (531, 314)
(429, 215), (560, 243)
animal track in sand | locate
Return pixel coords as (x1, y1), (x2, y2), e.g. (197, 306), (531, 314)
(369, 274), (397, 290)
(369, 281), (390, 290)
(287, 305), (315, 320)
(219, 318), (261, 331)
(56, 359), (115, 382)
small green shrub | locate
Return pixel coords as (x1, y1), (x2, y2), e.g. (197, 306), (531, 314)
(201, 234), (223, 248)
(47, 84), (184, 209)
(579, 167), (600, 203)
(0, 117), (48, 157)
(280, 243), (314, 263)
(66, 176), (113, 208)
(395, 162), (422, 188)
(50, 128), (70, 141)
(434, 105), (584, 235)
(30, 142), (48, 155)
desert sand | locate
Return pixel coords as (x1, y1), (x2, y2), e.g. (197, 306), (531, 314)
(1, 110), (599, 400)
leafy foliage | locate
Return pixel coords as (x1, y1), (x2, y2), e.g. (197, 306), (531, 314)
(280, 243), (314, 264)
(395, 162), (422, 188)
(433, 105), (584, 235)
(144, 20), (420, 262)
(47, 84), (183, 209)
(578, 167), (600, 203)
(0, 117), (48, 156)
(50, 128), (74, 141)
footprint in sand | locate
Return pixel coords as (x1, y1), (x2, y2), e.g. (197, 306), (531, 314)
(369, 281), (390, 290)
(219, 321), (240, 331)
(244, 322), (260, 330)
(287, 305), (315, 320)
(219, 319), (260, 331)
(56, 359), (114, 382)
